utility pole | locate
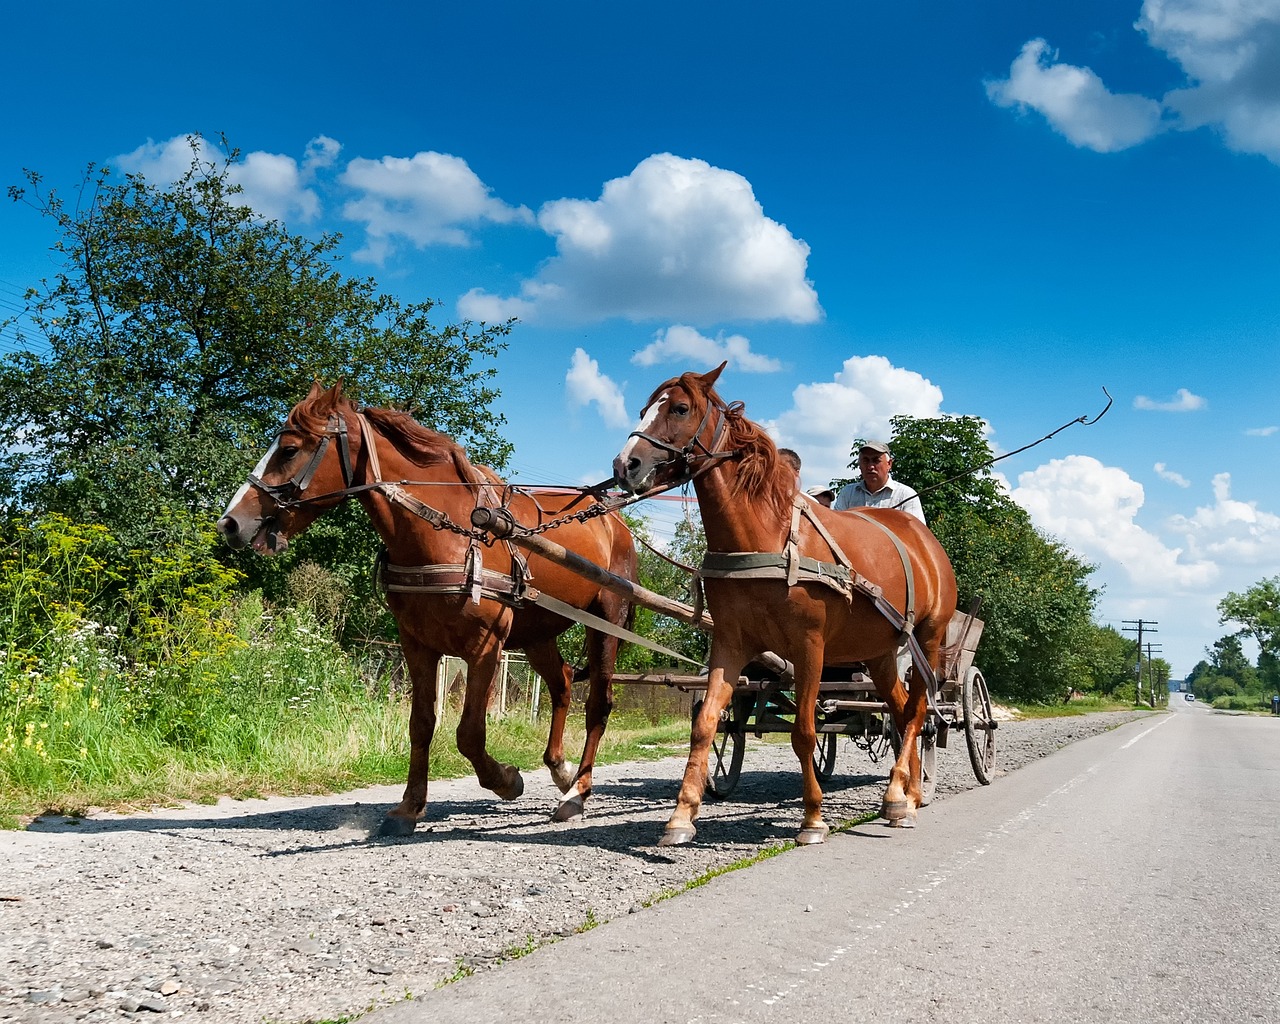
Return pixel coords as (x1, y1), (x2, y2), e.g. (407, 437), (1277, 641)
(1123, 620), (1158, 706)
(1145, 642), (1163, 709)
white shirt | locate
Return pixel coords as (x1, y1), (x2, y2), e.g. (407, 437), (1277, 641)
(832, 477), (926, 523)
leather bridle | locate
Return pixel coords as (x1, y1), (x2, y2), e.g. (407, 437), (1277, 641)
(248, 412), (381, 510)
(625, 391), (741, 491)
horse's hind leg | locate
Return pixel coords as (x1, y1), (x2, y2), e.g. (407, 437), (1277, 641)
(523, 639), (577, 794)
(455, 643), (525, 801)
(381, 637), (440, 837)
(553, 621), (618, 822)
(866, 651), (921, 826)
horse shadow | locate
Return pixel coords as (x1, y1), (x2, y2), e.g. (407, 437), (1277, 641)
(20, 762), (891, 859)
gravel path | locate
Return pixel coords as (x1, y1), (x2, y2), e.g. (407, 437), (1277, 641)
(0, 710), (1153, 1023)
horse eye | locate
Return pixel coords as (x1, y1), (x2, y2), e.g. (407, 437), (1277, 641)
(278, 445), (300, 461)
(672, 402), (690, 416)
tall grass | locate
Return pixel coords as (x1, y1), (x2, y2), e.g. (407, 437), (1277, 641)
(0, 514), (691, 826)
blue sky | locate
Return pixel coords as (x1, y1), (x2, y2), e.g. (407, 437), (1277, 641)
(2, 0), (1278, 678)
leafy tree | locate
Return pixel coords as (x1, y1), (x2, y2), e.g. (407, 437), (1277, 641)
(1078, 624), (1138, 696)
(1218, 576), (1280, 661)
(877, 414), (1100, 702)
(1, 137), (513, 550)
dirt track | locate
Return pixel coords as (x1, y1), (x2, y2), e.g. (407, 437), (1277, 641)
(0, 711), (1152, 1023)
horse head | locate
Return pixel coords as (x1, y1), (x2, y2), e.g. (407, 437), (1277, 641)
(612, 362), (731, 495)
(216, 380), (359, 553)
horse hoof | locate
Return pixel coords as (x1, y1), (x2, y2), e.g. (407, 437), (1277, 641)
(552, 793), (587, 822)
(657, 825), (696, 847)
(796, 824), (829, 845)
(881, 798), (910, 822)
(377, 815), (417, 838)
(888, 812), (917, 829)
(495, 771), (525, 802)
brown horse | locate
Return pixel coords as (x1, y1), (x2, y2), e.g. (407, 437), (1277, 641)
(217, 382), (637, 834)
(613, 364), (957, 845)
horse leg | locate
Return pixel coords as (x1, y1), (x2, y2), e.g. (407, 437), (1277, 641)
(868, 651), (923, 827)
(455, 643), (525, 801)
(381, 637), (440, 837)
(522, 639), (578, 795)
(660, 658), (742, 847)
(789, 650), (829, 845)
(550, 623), (618, 822)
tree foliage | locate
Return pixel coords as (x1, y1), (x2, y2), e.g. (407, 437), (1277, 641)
(881, 414), (1100, 702)
(1218, 576), (1280, 661)
(1, 138), (513, 547)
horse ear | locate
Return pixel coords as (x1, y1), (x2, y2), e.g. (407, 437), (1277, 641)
(701, 361), (728, 388)
(306, 379), (325, 399)
(331, 380), (345, 404)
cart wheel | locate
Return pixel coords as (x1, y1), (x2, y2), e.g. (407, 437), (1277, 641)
(890, 719), (938, 806)
(692, 699), (745, 799)
(962, 666), (996, 785)
(812, 731), (837, 781)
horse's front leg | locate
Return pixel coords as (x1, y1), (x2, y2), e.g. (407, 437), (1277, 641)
(660, 655), (743, 847)
(380, 635), (440, 836)
(455, 642), (525, 801)
(789, 650), (829, 845)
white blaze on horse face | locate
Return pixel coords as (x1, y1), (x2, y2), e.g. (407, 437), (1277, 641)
(617, 391), (670, 490)
(221, 439), (280, 519)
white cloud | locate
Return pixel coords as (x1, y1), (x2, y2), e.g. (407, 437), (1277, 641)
(1246, 425), (1279, 436)
(1141, 0), (1280, 163)
(459, 154), (821, 326)
(113, 134), (328, 223)
(1012, 455), (1218, 590)
(763, 355), (946, 486)
(631, 324), (782, 374)
(1154, 462), (1192, 487)
(1167, 471), (1280, 566)
(565, 348), (629, 428)
(990, 3), (1280, 165)
(339, 151), (534, 263)
(985, 38), (1166, 152)
(1133, 387), (1206, 411)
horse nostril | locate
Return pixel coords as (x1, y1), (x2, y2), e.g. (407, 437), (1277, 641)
(627, 456), (640, 473)
(216, 516), (238, 539)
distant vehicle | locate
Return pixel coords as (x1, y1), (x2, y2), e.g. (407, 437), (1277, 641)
(1184, 693), (1196, 702)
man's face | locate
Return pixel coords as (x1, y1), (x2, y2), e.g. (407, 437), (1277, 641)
(859, 449), (892, 492)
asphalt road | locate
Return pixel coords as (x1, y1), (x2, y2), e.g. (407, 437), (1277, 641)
(373, 702), (1280, 1024)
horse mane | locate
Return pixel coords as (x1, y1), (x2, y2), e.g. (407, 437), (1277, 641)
(663, 371), (795, 525)
(288, 388), (499, 487)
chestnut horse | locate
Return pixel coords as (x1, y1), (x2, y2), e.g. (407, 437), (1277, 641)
(613, 365), (957, 845)
(217, 382), (637, 834)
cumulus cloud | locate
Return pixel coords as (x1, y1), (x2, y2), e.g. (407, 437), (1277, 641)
(763, 355), (946, 486)
(459, 154), (821, 326)
(1246, 425), (1278, 437)
(113, 134), (331, 223)
(985, 38), (1166, 152)
(1012, 455), (1218, 589)
(631, 325), (782, 373)
(565, 348), (629, 428)
(339, 151), (534, 263)
(1133, 388), (1206, 411)
(1166, 471), (1280, 566)
(1141, 0), (1280, 162)
(1155, 462), (1191, 487)
(990, 3), (1280, 165)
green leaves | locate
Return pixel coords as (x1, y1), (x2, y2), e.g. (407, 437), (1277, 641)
(1, 138), (513, 539)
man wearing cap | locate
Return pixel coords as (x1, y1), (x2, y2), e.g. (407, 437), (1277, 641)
(833, 440), (926, 523)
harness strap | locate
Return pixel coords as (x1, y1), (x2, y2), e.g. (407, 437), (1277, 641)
(843, 509), (917, 636)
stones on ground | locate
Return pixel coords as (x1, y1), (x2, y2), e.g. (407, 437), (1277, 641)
(0, 712), (1151, 1024)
